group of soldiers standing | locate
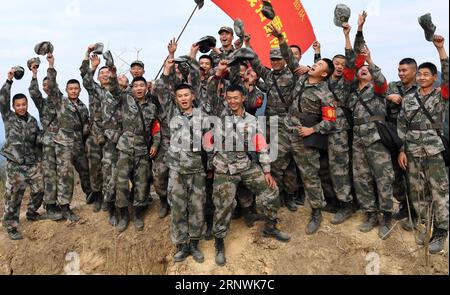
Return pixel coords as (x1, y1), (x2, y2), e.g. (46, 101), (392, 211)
(1, 9), (449, 267)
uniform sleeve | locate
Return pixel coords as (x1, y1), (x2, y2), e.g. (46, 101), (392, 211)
(81, 59), (99, 96)
(28, 78), (44, 112)
(151, 119), (161, 150)
(369, 64), (388, 95)
(46, 68), (63, 111)
(354, 31), (366, 55)
(279, 40), (299, 75)
(249, 52), (271, 82)
(0, 81), (13, 119)
(313, 91), (337, 134)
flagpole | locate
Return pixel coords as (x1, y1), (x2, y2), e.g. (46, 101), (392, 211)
(154, 4), (200, 80)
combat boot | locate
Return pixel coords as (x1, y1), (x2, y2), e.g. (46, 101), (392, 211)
(285, 193), (298, 212)
(393, 199), (409, 220)
(92, 192), (104, 213)
(401, 209), (418, 232)
(331, 202), (353, 225)
(173, 243), (190, 263)
(107, 202), (118, 227)
(7, 228), (23, 240)
(134, 206), (145, 231)
(359, 212), (378, 233)
(378, 212), (393, 240)
(306, 209), (323, 235)
(85, 192), (95, 205)
(26, 210), (42, 222)
(45, 204), (63, 221)
(189, 240), (205, 263)
(159, 197), (169, 219)
(429, 228), (448, 254)
(264, 219), (291, 242)
(61, 204), (80, 222)
(117, 207), (130, 233)
(215, 238), (226, 267)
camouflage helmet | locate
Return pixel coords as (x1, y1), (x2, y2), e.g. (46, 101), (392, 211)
(418, 13), (436, 42)
(334, 4), (351, 27)
(34, 41), (54, 56)
(103, 50), (114, 67)
(27, 57), (41, 71)
(234, 19), (245, 38)
(262, 1), (276, 20)
(12, 66), (25, 80)
(93, 42), (104, 54)
(197, 36), (217, 53)
(228, 47), (256, 66)
(270, 48), (283, 59)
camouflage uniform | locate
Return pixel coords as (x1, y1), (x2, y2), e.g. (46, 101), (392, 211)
(387, 81), (419, 202)
(1, 81), (43, 230)
(100, 79), (122, 205)
(80, 60), (105, 195)
(47, 68), (92, 206)
(397, 57), (449, 231)
(210, 109), (280, 239)
(344, 48), (394, 214)
(250, 42), (299, 202)
(109, 77), (160, 209)
(210, 45), (235, 67)
(29, 77), (59, 206)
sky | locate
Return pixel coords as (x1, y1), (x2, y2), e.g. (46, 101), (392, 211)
(0, 0), (449, 141)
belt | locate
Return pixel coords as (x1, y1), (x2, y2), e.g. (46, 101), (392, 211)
(354, 115), (385, 126)
(409, 123), (444, 131)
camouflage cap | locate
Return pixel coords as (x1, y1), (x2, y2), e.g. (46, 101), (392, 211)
(130, 60), (145, 68)
(228, 47), (256, 66)
(234, 19), (245, 38)
(12, 66), (25, 80)
(270, 48), (283, 59)
(103, 50), (114, 67)
(197, 36), (217, 53)
(334, 4), (351, 27)
(34, 41), (54, 56)
(262, 1), (276, 20)
(93, 43), (104, 54)
(418, 13), (437, 42)
(218, 26), (234, 35)
(27, 57), (41, 71)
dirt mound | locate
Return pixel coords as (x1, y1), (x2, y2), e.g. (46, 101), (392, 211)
(0, 182), (448, 275)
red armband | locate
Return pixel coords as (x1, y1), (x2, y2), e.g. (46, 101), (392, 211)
(322, 106), (337, 122)
(441, 84), (449, 101)
(151, 120), (161, 136)
(373, 81), (388, 95)
(202, 131), (214, 150)
(252, 134), (268, 153)
(255, 96), (264, 108)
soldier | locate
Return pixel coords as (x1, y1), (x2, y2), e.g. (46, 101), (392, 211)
(109, 67), (160, 232)
(386, 58), (419, 229)
(158, 58), (213, 263)
(47, 53), (92, 222)
(398, 35), (449, 254)
(210, 26), (235, 66)
(28, 60), (63, 221)
(271, 25), (337, 234)
(80, 45), (109, 213)
(1, 68), (44, 240)
(248, 28), (299, 213)
(209, 61), (290, 267)
(130, 60), (145, 79)
(342, 20), (395, 239)
(310, 40), (355, 224)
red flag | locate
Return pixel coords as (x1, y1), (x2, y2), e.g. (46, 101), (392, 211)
(212, 0), (316, 67)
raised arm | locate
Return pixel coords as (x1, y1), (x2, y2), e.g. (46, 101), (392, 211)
(0, 70), (14, 119)
(354, 11), (368, 55)
(46, 54), (64, 110)
(434, 35), (449, 100)
(313, 41), (322, 63)
(362, 46), (388, 95)
(28, 63), (44, 112)
(81, 45), (100, 95)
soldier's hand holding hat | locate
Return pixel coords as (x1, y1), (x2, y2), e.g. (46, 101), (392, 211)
(90, 54), (101, 70)
(215, 60), (229, 77)
(7, 69), (14, 82)
(267, 23), (283, 40)
(433, 35), (445, 49)
(342, 22), (352, 36)
(47, 53), (55, 69)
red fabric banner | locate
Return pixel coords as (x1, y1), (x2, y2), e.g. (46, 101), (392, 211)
(211, 0), (316, 66)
